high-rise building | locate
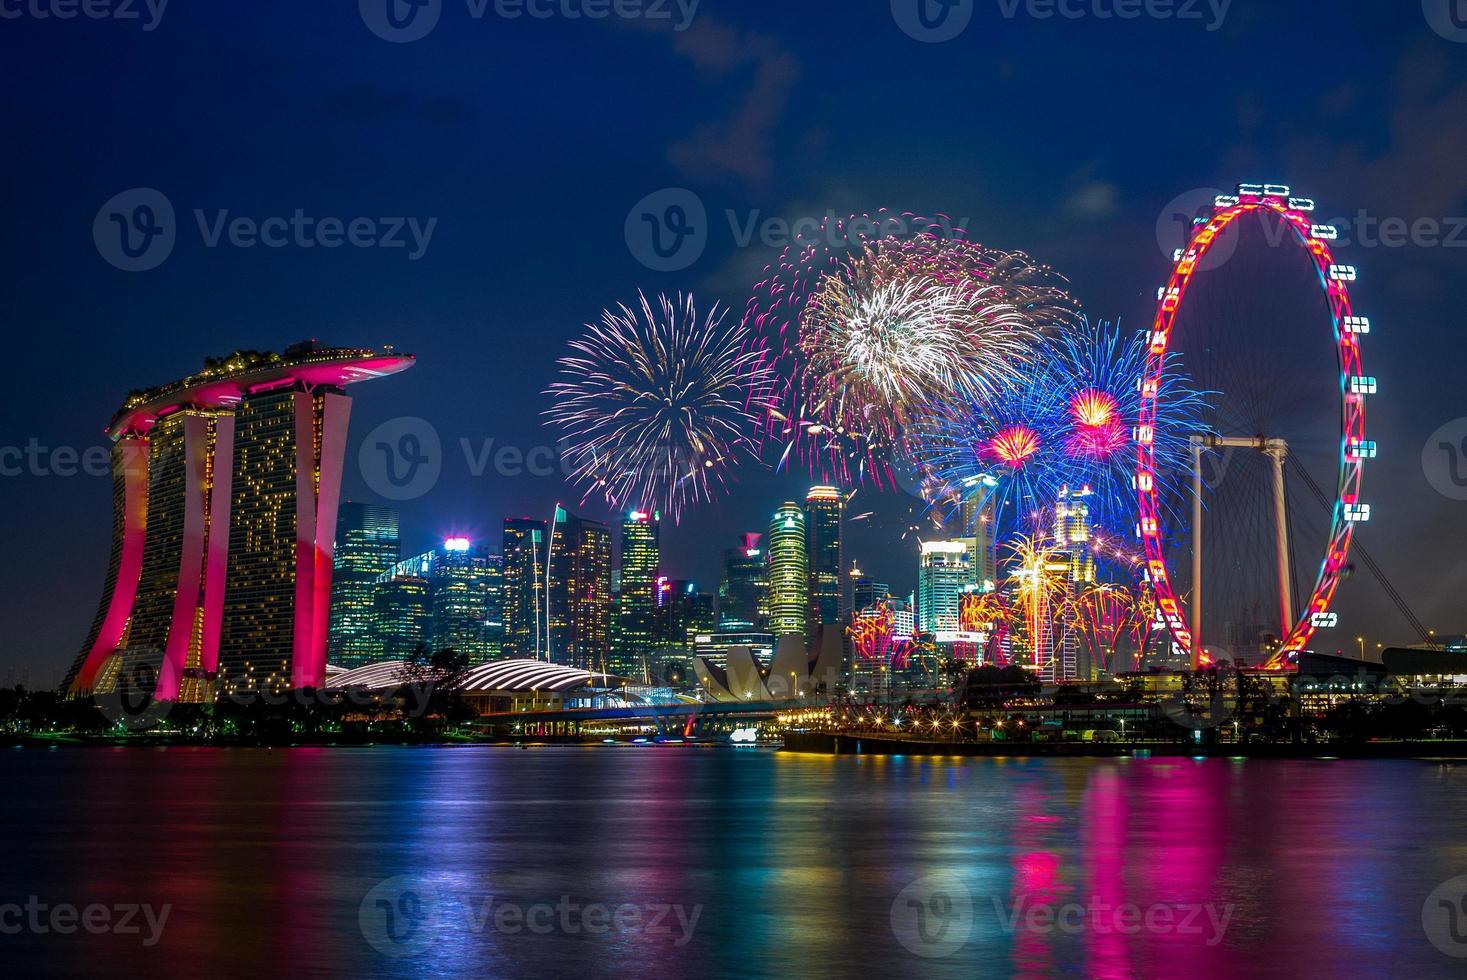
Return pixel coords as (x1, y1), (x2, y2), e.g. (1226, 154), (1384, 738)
(612, 510), (659, 678)
(718, 534), (768, 629)
(955, 476), (999, 590)
(431, 538), (500, 664)
(652, 578), (717, 684)
(328, 502), (400, 669)
(502, 518), (548, 660)
(767, 502), (808, 639)
(374, 575), (431, 661)
(547, 508), (612, 669)
(917, 540), (972, 635)
(851, 568), (890, 614)
(805, 486), (844, 644)
(63, 344), (413, 700)
(1053, 485), (1096, 586)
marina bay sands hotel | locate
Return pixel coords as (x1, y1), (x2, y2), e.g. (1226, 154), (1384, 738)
(61, 342), (414, 701)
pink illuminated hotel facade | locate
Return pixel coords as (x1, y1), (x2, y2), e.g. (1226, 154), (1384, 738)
(61, 342), (414, 701)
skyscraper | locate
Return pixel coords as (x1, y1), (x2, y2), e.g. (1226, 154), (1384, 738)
(328, 502), (400, 669)
(917, 540), (972, 635)
(768, 502), (808, 640)
(804, 486), (844, 644)
(431, 538), (499, 664)
(547, 508), (612, 669)
(652, 578), (717, 684)
(851, 568), (890, 614)
(612, 510), (659, 678)
(502, 518), (548, 660)
(955, 476), (999, 590)
(64, 344), (413, 700)
(718, 534), (768, 629)
(374, 574), (431, 661)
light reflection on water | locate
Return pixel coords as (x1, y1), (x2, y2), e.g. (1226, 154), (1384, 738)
(2, 747), (1465, 978)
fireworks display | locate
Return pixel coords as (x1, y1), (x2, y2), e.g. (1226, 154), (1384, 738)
(544, 292), (774, 523)
(743, 211), (1074, 483)
(905, 317), (1207, 539)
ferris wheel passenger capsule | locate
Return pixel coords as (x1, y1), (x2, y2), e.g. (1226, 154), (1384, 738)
(1288, 197), (1316, 211)
(1310, 224), (1338, 240)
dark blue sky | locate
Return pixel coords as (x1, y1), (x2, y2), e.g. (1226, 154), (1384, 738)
(2, 1), (1465, 684)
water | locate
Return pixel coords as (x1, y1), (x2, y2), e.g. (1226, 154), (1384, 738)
(2, 746), (1465, 978)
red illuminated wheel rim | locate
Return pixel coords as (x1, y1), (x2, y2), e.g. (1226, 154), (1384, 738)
(1136, 184), (1370, 669)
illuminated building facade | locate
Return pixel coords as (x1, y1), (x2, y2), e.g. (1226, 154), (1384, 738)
(611, 510), (659, 678)
(718, 534), (768, 629)
(652, 578), (716, 684)
(501, 517), (548, 660)
(767, 502), (808, 639)
(917, 540), (972, 635)
(804, 486), (844, 644)
(547, 509), (612, 670)
(374, 575), (431, 661)
(328, 502), (400, 669)
(63, 343), (413, 700)
(431, 538), (500, 664)
(851, 570), (890, 614)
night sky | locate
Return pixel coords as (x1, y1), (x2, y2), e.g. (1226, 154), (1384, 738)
(2, 1), (1464, 686)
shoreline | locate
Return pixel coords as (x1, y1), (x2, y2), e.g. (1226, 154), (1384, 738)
(780, 731), (1467, 760)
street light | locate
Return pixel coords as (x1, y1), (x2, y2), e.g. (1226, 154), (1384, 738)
(1357, 636), (1365, 658)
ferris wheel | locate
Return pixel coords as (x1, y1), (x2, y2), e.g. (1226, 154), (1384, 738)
(1137, 183), (1372, 670)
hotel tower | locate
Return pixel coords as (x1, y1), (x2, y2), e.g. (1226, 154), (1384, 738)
(61, 342), (413, 700)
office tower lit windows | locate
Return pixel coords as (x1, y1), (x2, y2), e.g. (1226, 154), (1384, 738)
(547, 508), (612, 670)
(718, 534), (768, 630)
(431, 538), (500, 664)
(804, 486), (844, 643)
(328, 502), (400, 669)
(374, 574), (431, 660)
(851, 568), (890, 614)
(612, 510), (659, 678)
(502, 518), (549, 660)
(767, 502), (808, 639)
(917, 540), (972, 635)
(64, 344), (413, 700)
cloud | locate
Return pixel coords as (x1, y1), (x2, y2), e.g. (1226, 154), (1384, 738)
(658, 19), (801, 186)
(1064, 181), (1120, 220)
